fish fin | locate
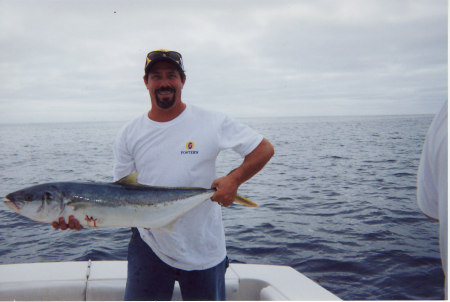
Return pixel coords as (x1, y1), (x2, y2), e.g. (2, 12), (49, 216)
(234, 195), (258, 207)
(115, 173), (206, 191)
(115, 173), (214, 193)
(116, 172), (140, 186)
(157, 219), (177, 233)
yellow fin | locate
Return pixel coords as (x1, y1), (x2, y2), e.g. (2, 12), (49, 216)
(234, 195), (258, 207)
(116, 172), (140, 186)
(116, 173), (212, 191)
(157, 219), (177, 233)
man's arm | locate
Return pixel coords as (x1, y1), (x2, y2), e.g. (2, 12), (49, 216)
(211, 138), (274, 207)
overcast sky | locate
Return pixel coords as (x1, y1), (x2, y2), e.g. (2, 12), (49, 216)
(0, 0), (447, 124)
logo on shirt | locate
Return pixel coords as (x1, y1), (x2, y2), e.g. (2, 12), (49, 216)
(186, 141), (195, 150)
(181, 141), (199, 155)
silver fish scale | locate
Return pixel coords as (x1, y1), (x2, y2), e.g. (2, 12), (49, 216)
(56, 182), (213, 207)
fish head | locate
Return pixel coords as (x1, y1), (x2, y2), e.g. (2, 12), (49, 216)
(4, 184), (64, 222)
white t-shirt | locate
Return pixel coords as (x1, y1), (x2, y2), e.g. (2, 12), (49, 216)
(113, 104), (263, 270)
(417, 100), (448, 284)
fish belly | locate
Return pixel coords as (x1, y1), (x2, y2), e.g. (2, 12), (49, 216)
(63, 191), (214, 229)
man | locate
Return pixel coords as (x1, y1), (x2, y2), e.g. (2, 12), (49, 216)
(54, 49), (274, 300)
(417, 100), (447, 298)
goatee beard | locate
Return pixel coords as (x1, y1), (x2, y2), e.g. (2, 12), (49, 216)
(156, 94), (176, 109)
(155, 87), (176, 109)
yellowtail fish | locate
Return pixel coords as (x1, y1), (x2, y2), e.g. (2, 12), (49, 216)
(3, 173), (257, 230)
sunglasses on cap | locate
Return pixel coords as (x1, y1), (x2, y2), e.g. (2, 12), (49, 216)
(145, 49), (184, 73)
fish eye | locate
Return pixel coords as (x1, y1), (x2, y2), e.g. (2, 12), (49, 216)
(24, 194), (33, 202)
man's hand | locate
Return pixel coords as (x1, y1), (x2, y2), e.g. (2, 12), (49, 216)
(211, 175), (239, 207)
(211, 138), (274, 207)
(51, 215), (83, 231)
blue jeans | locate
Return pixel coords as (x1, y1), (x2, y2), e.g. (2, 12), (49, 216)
(124, 228), (228, 301)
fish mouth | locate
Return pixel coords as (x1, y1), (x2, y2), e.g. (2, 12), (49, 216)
(3, 196), (20, 212)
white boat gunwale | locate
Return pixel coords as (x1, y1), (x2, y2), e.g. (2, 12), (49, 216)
(0, 260), (341, 301)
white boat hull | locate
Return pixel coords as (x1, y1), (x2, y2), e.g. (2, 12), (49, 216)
(0, 261), (341, 300)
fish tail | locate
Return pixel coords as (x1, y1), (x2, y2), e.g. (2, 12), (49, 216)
(234, 195), (258, 207)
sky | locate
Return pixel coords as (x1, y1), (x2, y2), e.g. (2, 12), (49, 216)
(0, 0), (447, 124)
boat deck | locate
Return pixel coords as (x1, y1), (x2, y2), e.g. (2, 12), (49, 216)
(0, 261), (341, 300)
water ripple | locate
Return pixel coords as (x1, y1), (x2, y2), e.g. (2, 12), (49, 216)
(0, 116), (444, 300)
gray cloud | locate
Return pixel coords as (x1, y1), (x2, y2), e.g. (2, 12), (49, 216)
(0, 0), (446, 123)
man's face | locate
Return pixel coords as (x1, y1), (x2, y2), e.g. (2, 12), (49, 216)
(145, 61), (185, 109)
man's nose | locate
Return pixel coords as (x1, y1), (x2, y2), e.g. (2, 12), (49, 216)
(160, 77), (171, 86)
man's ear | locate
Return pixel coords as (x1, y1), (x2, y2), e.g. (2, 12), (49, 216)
(143, 75), (149, 87)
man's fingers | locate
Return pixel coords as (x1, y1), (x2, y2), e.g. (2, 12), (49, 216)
(69, 215), (83, 230)
(68, 216), (76, 229)
(57, 217), (67, 230)
(52, 216), (82, 231)
(211, 192), (234, 207)
(51, 221), (60, 230)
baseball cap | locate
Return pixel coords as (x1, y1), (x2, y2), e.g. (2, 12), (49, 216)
(144, 49), (185, 76)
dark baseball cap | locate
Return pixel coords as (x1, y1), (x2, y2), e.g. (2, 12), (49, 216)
(144, 49), (185, 76)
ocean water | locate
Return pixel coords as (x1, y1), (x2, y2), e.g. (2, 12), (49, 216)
(0, 115), (444, 300)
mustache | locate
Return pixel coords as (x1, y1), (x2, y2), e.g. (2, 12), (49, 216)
(156, 86), (176, 94)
